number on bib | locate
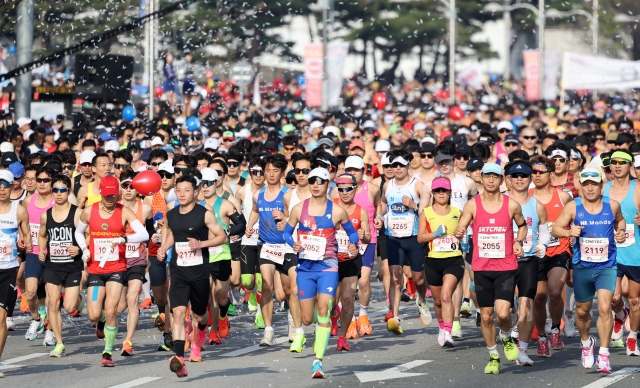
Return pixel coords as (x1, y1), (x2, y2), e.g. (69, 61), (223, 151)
(616, 224), (636, 248)
(93, 238), (119, 268)
(548, 222), (560, 247)
(579, 238), (608, 263)
(260, 243), (286, 264)
(388, 215), (414, 238)
(49, 241), (72, 262)
(0, 237), (12, 262)
(125, 243), (140, 259)
(433, 236), (459, 252)
(299, 235), (327, 261)
(514, 229), (534, 252)
(477, 233), (506, 258)
(30, 223), (39, 247)
(336, 230), (350, 253)
(175, 242), (203, 267)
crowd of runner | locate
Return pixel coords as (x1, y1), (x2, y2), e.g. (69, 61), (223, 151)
(0, 82), (639, 379)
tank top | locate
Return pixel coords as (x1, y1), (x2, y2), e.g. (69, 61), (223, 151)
(45, 205), (83, 272)
(147, 191), (166, 257)
(0, 201), (20, 270)
(354, 181), (377, 244)
(471, 195), (517, 272)
(241, 184), (260, 246)
(297, 199), (338, 272)
(511, 196), (539, 261)
(88, 203), (126, 274)
(286, 188), (306, 253)
(202, 197), (231, 262)
(86, 181), (102, 207)
(73, 174), (83, 197)
(10, 189), (26, 203)
(424, 206), (462, 259)
(449, 173), (469, 211)
(123, 199), (147, 268)
(167, 204), (210, 280)
(257, 186), (288, 244)
(333, 198), (362, 262)
(28, 193), (55, 255)
(572, 197), (616, 269)
(603, 180), (639, 266)
(530, 187), (571, 257)
(385, 177), (419, 237)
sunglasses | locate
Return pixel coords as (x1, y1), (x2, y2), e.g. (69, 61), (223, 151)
(227, 161), (240, 168)
(522, 136), (537, 140)
(552, 157), (567, 164)
(337, 186), (356, 193)
(106, 150), (115, 154)
(610, 160), (630, 166)
(0, 180), (11, 189)
(175, 167), (189, 174)
(420, 153), (434, 159)
(510, 173), (530, 179)
(294, 168), (310, 175)
(595, 137), (605, 141)
(391, 162), (407, 168)
(129, 147), (140, 153)
(309, 177), (329, 185)
(63, 164), (74, 171)
(352, 136), (361, 140)
(201, 179), (217, 187)
(433, 188), (449, 193)
(36, 178), (52, 183)
(505, 143), (519, 147)
(283, 146), (297, 152)
(149, 162), (163, 167)
(498, 129), (512, 133)
(250, 170), (264, 176)
(607, 140), (616, 144)
(51, 187), (69, 193)
(80, 162), (92, 167)
(205, 148), (216, 153)
(159, 172), (174, 179)
(286, 179), (297, 184)
(580, 171), (601, 178)
(382, 164), (393, 169)
(455, 154), (470, 161)
(532, 170), (550, 175)
(114, 164), (130, 170)
(215, 170), (224, 177)
(120, 181), (133, 190)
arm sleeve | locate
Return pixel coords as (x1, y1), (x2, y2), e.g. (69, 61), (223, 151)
(127, 220), (149, 243)
(283, 223), (296, 248)
(228, 211), (247, 237)
(75, 220), (88, 251)
(538, 223), (551, 247)
(145, 218), (155, 245)
(341, 220), (359, 244)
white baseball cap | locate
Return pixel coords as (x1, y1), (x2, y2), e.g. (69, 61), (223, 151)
(237, 129), (251, 139)
(17, 117), (30, 127)
(200, 167), (219, 182)
(158, 160), (174, 174)
(308, 167), (331, 181)
(105, 140), (120, 152)
(345, 156), (365, 170)
(375, 139), (391, 152)
(413, 122), (427, 131)
(151, 137), (164, 147)
(381, 153), (391, 165)
(363, 120), (376, 129)
(497, 121), (514, 131)
(634, 155), (640, 168)
(310, 121), (324, 131)
(79, 150), (96, 165)
(383, 115), (394, 124)
(204, 137), (219, 150)
(323, 126), (339, 137)
(0, 170), (14, 183)
(420, 136), (437, 145)
(0, 142), (14, 153)
(550, 149), (568, 160)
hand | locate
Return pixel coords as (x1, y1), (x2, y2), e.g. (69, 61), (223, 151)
(615, 228), (626, 244)
(81, 249), (90, 263)
(245, 227), (253, 237)
(293, 241), (301, 253)
(38, 251), (46, 262)
(433, 225), (446, 238)
(276, 221), (285, 232)
(25, 241), (32, 254)
(454, 226), (466, 239)
(187, 237), (200, 250)
(635, 213), (640, 227)
(151, 234), (161, 244)
(68, 246), (80, 257)
(111, 237), (126, 247)
(230, 235), (240, 243)
(272, 209), (284, 220)
(534, 244), (546, 259)
(401, 195), (416, 210)
(156, 219), (165, 229)
(157, 247), (166, 261)
(348, 243), (358, 257)
(357, 229), (365, 241)
(17, 238), (25, 250)
(570, 225), (583, 238)
(374, 218), (383, 230)
(513, 243), (524, 258)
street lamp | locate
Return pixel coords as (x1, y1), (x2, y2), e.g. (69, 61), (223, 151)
(436, 0), (456, 105)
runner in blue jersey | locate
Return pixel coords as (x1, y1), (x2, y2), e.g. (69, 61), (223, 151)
(552, 167), (626, 374)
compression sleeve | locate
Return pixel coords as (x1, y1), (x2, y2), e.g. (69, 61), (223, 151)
(538, 223), (551, 247)
(145, 218), (155, 241)
(75, 220), (88, 251)
(228, 211), (247, 237)
(341, 220), (359, 244)
(127, 220), (149, 243)
(283, 222), (296, 248)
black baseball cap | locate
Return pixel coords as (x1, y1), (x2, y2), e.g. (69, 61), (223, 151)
(467, 158), (484, 172)
(1, 152), (18, 167)
(455, 143), (470, 156)
(420, 143), (436, 153)
(574, 135), (590, 146)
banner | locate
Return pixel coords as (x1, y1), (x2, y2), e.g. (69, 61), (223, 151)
(327, 41), (349, 107)
(304, 44), (323, 108)
(562, 52), (640, 90)
(523, 50), (539, 101)
(544, 51), (560, 101)
(456, 62), (485, 90)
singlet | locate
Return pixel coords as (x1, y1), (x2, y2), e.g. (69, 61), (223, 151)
(147, 191), (166, 257)
(73, 174), (83, 197)
(530, 187), (571, 257)
(471, 195), (517, 272)
(333, 198), (362, 262)
(286, 188), (306, 253)
(88, 203), (126, 274)
(257, 186), (289, 244)
(384, 177), (419, 238)
(572, 197), (617, 269)
(241, 184), (260, 246)
(229, 174), (247, 196)
(423, 206), (462, 259)
(297, 199), (338, 272)
(511, 196), (539, 261)
(202, 197), (231, 262)
(28, 193), (55, 255)
(603, 180), (639, 266)
(123, 199), (147, 268)
(167, 204), (210, 280)
(354, 181), (377, 244)
(45, 205), (83, 272)
(86, 181), (102, 207)
(0, 201), (20, 270)
(449, 173), (470, 211)
(551, 173), (578, 198)
(10, 189), (26, 203)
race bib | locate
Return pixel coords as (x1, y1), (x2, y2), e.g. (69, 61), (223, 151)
(299, 235), (327, 261)
(260, 243), (286, 264)
(514, 229), (534, 252)
(388, 215), (414, 238)
(30, 222), (39, 246)
(175, 242), (203, 267)
(548, 222), (560, 247)
(616, 224), (636, 248)
(210, 245), (223, 254)
(245, 221), (260, 245)
(580, 237), (608, 263)
(478, 233), (506, 258)
(125, 243), (140, 259)
(49, 241), (72, 263)
(336, 230), (350, 253)
(433, 236), (459, 252)
(93, 238), (119, 268)
(0, 237), (12, 262)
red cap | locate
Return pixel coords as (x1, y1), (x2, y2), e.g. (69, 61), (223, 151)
(349, 139), (365, 150)
(100, 175), (120, 196)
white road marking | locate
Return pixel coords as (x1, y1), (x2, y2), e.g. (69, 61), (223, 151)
(0, 353), (47, 365)
(354, 360), (432, 383)
(580, 367), (640, 388)
(221, 336), (290, 357)
(107, 377), (163, 388)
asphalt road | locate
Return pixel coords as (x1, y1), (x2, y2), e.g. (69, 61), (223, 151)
(1, 278), (639, 388)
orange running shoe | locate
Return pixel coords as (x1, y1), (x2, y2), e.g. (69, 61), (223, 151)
(20, 294), (28, 313)
(169, 355), (188, 377)
(384, 310), (393, 322)
(346, 320), (359, 339)
(121, 340), (133, 357)
(218, 316), (230, 338)
(357, 315), (373, 336)
(139, 298), (152, 309)
(531, 325), (539, 341)
(208, 329), (222, 345)
(337, 336), (351, 351)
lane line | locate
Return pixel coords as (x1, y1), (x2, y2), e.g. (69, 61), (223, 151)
(0, 353), (47, 365)
(0, 364), (25, 371)
(107, 377), (163, 388)
(580, 367), (640, 388)
(221, 336), (290, 357)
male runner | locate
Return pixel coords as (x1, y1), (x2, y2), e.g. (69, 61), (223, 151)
(223, 152), (247, 195)
(73, 150), (95, 197)
(77, 152), (112, 208)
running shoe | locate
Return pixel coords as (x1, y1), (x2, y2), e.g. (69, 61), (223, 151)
(255, 314), (265, 330)
(460, 301), (472, 318)
(545, 318), (552, 335)
(169, 355), (188, 378)
(96, 320), (105, 340)
(248, 292), (258, 312)
(426, 288), (432, 299)
(531, 325), (539, 340)
(475, 311), (481, 328)
(581, 336), (597, 369)
(6, 317), (14, 331)
(357, 315), (373, 336)
(288, 320), (296, 342)
(626, 337), (640, 356)
(516, 348), (534, 366)
(416, 299), (432, 326)
(158, 333), (171, 351)
(218, 315), (230, 338)
(451, 321), (462, 339)
(139, 298), (152, 309)
(597, 353), (612, 374)
(443, 331), (454, 348)
(101, 352), (114, 367)
(537, 337), (550, 357)
(330, 313), (339, 337)
(19, 294), (28, 313)
(311, 360), (326, 379)
(337, 336), (350, 351)
(25, 319), (42, 341)
(437, 329), (445, 347)
(612, 309), (628, 341)
(290, 333), (306, 353)
(611, 338), (625, 348)
(346, 321), (359, 339)
(49, 343), (65, 358)
(563, 312), (575, 338)
(208, 329), (222, 345)
(550, 328), (564, 350)
(121, 340), (133, 357)
(153, 313), (165, 332)
(189, 340), (202, 362)
(510, 326), (519, 345)
(400, 289), (413, 302)
(387, 318), (403, 335)
(43, 330), (55, 346)
(384, 310), (393, 322)
(484, 354), (500, 374)
(260, 330), (275, 346)
(501, 336), (519, 361)
(227, 303), (237, 316)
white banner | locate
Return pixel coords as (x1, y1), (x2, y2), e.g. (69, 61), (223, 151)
(456, 62), (485, 90)
(327, 41), (350, 107)
(544, 51), (560, 101)
(562, 52), (640, 90)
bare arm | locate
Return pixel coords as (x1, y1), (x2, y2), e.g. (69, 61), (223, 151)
(38, 212), (48, 261)
(552, 202), (577, 238)
(454, 200), (476, 238)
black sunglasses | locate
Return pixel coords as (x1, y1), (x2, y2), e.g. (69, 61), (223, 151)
(382, 164), (393, 169)
(498, 129), (511, 133)
(36, 178), (52, 183)
(175, 167), (189, 174)
(148, 162), (163, 167)
(309, 177), (329, 185)
(286, 179), (297, 184)
(522, 136), (537, 140)
(420, 153), (433, 159)
(510, 173), (530, 179)
(201, 179), (217, 187)
(227, 161), (240, 167)
(294, 168), (310, 175)
(159, 172), (174, 179)
(63, 164), (74, 170)
(433, 188), (449, 194)
(114, 164), (130, 170)
(455, 154), (470, 161)
(337, 186), (356, 193)
(391, 162), (407, 168)
(250, 170), (264, 176)
(215, 170), (224, 177)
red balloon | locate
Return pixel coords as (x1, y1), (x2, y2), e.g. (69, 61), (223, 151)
(373, 92), (387, 110)
(132, 170), (162, 196)
(154, 85), (163, 99)
(449, 106), (464, 121)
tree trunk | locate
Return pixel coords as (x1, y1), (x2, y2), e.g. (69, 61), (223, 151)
(633, 26), (640, 61)
(372, 43), (378, 78)
(362, 38), (368, 78)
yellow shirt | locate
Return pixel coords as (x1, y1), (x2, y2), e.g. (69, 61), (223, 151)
(424, 206), (462, 259)
(86, 181), (102, 207)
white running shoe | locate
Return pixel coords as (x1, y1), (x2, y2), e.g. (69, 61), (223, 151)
(260, 329), (275, 346)
(581, 336), (597, 369)
(416, 299), (432, 326)
(443, 331), (454, 348)
(612, 309), (628, 341)
(6, 317), (14, 331)
(288, 319), (296, 342)
(43, 330), (56, 346)
(626, 337), (640, 356)
(563, 312), (575, 338)
(510, 326), (520, 343)
(516, 348), (534, 366)
(437, 329), (445, 347)
(25, 319), (42, 341)
(597, 353), (612, 374)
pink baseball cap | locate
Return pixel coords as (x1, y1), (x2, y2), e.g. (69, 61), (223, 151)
(431, 177), (451, 191)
